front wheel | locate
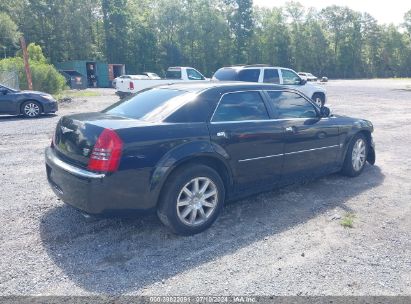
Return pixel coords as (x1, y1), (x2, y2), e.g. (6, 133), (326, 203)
(341, 134), (368, 177)
(22, 101), (41, 118)
(157, 165), (225, 235)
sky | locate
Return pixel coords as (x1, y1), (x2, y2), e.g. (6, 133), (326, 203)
(254, 0), (411, 25)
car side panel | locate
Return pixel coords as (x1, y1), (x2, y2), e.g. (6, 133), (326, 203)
(279, 118), (341, 180)
(208, 121), (284, 191)
(0, 93), (19, 114)
(116, 123), (226, 208)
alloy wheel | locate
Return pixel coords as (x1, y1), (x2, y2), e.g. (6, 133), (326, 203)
(352, 138), (366, 171)
(24, 102), (40, 117)
(176, 177), (218, 226)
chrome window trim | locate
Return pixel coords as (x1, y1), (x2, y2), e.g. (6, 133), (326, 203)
(210, 117), (312, 125)
(238, 144), (340, 162)
(209, 88), (321, 124)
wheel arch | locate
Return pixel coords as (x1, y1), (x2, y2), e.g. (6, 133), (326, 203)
(311, 91), (325, 101)
(342, 129), (375, 165)
(20, 99), (44, 114)
(154, 154), (233, 208)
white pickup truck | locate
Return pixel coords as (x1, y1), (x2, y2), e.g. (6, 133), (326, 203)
(213, 65), (327, 107)
(115, 67), (209, 99)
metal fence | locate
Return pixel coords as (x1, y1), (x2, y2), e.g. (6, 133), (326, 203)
(0, 70), (19, 90)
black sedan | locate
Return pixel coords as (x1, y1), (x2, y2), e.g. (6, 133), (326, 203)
(45, 82), (375, 235)
(0, 84), (58, 118)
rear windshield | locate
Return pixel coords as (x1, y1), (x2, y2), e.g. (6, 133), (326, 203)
(103, 88), (194, 121)
(213, 68), (239, 81)
(166, 69), (182, 79)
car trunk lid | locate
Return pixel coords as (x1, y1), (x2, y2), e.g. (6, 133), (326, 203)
(53, 112), (145, 169)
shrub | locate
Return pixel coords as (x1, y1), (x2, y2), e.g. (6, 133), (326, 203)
(0, 44), (66, 94)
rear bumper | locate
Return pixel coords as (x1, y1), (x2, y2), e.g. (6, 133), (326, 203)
(45, 147), (156, 214)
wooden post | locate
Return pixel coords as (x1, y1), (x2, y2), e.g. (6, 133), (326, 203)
(19, 37), (33, 90)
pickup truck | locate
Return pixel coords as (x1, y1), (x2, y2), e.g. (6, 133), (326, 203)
(115, 67), (209, 99)
(213, 65), (327, 107)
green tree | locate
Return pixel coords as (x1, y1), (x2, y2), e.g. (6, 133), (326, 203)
(225, 0), (254, 63)
(0, 13), (20, 57)
(257, 7), (291, 66)
(404, 10), (411, 34)
(0, 43), (66, 93)
(102, 0), (129, 64)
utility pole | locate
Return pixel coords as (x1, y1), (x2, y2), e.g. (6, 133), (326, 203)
(19, 37), (33, 90)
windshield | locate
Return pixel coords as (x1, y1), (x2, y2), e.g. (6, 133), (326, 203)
(0, 84), (18, 92)
(103, 88), (195, 122)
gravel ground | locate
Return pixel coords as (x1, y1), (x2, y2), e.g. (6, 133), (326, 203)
(0, 80), (410, 296)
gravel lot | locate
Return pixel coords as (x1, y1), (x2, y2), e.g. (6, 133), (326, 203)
(0, 80), (410, 296)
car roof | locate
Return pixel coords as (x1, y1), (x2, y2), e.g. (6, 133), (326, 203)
(217, 65), (291, 71)
(157, 81), (289, 93)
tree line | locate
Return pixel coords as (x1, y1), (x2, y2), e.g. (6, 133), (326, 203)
(1, 0), (411, 78)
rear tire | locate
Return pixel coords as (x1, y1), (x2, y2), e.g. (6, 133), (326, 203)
(341, 133), (368, 177)
(157, 164), (225, 235)
(22, 100), (42, 118)
(312, 93), (325, 107)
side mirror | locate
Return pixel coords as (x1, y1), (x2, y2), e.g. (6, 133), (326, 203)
(0, 89), (8, 95)
(299, 78), (307, 85)
(320, 106), (331, 118)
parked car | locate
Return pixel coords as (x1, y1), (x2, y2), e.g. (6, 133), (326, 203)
(213, 65), (327, 107)
(115, 67), (209, 99)
(46, 82), (375, 235)
(298, 72), (318, 82)
(0, 84), (58, 118)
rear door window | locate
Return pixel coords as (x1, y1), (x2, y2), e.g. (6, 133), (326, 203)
(238, 69), (260, 82)
(212, 91), (269, 122)
(267, 91), (317, 119)
(263, 69), (280, 84)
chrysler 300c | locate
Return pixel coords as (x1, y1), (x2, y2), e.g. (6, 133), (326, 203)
(45, 82), (375, 235)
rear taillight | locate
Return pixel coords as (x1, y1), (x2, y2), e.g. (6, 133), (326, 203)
(87, 129), (123, 172)
(129, 81), (134, 90)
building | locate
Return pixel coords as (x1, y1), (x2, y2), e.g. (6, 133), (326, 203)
(56, 60), (125, 88)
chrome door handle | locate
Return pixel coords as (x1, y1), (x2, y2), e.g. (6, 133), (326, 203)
(217, 131), (228, 138)
(285, 126), (296, 133)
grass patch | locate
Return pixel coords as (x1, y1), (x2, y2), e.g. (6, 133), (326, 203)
(340, 213), (356, 228)
(54, 90), (101, 101)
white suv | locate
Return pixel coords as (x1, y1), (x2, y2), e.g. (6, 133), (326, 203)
(212, 65), (327, 107)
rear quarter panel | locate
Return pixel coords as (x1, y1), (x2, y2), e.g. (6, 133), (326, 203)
(115, 122), (222, 205)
